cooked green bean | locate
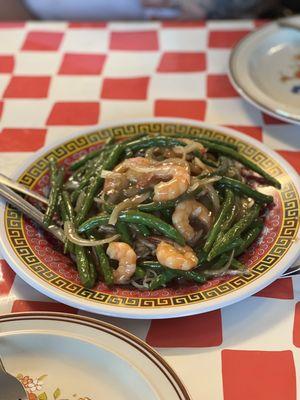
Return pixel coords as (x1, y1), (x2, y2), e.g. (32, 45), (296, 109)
(216, 177), (273, 204)
(44, 160), (64, 227)
(138, 261), (206, 288)
(78, 210), (185, 245)
(75, 245), (95, 288)
(134, 223), (151, 237)
(236, 218), (264, 256)
(133, 266), (146, 279)
(204, 189), (234, 253)
(70, 136), (114, 171)
(167, 132), (238, 150)
(125, 136), (183, 152)
(200, 142), (281, 189)
(62, 191), (75, 222)
(207, 204), (260, 260)
(116, 221), (132, 245)
(91, 240), (114, 286)
(75, 144), (124, 225)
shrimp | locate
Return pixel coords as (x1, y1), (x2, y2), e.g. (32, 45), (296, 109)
(106, 242), (137, 284)
(152, 162), (190, 201)
(103, 157), (153, 199)
(118, 158), (191, 201)
(172, 199), (212, 242)
(156, 241), (198, 271)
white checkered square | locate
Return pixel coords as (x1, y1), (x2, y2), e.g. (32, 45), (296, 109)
(0, 74), (11, 97)
(159, 28), (207, 51)
(149, 73), (206, 99)
(101, 100), (153, 123)
(263, 125), (300, 151)
(206, 98), (263, 125)
(15, 52), (62, 75)
(222, 297), (296, 350)
(61, 29), (109, 53)
(49, 76), (102, 101)
(103, 51), (161, 77)
(0, 30), (25, 53)
(1, 100), (52, 127)
(207, 49), (231, 73)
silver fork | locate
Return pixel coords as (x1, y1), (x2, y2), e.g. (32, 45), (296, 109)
(0, 173), (299, 278)
(0, 356), (28, 400)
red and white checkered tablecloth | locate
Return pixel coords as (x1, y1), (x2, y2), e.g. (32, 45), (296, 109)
(0, 20), (299, 400)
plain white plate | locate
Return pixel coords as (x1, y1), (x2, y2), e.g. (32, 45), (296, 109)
(0, 312), (190, 400)
(229, 18), (300, 124)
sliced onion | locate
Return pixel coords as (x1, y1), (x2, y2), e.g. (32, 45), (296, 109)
(64, 221), (119, 247)
(194, 156), (212, 173)
(206, 183), (220, 213)
(203, 250), (235, 277)
(108, 192), (150, 225)
(131, 269), (158, 290)
(197, 175), (222, 186)
(64, 180), (80, 190)
(187, 175), (221, 194)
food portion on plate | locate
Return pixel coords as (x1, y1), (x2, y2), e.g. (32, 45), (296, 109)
(41, 132), (281, 291)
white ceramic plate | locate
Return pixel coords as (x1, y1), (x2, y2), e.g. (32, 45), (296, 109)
(0, 118), (299, 319)
(0, 312), (190, 400)
(229, 18), (300, 124)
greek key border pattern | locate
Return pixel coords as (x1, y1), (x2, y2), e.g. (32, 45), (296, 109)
(5, 123), (299, 308)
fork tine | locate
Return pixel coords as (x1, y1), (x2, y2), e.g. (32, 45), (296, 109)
(0, 173), (48, 205)
(0, 183), (64, 242)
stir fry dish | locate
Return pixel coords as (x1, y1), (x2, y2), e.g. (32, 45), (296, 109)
(43, 133), (281, 290)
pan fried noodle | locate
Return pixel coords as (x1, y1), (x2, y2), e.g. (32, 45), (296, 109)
(43, 133), (279, 290)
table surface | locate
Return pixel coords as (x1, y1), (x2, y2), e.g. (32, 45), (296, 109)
(0, 20), (299, 400)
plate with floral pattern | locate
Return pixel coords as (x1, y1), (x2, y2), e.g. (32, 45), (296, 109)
(0, 119), (299, 319)
(0, 312), (190, 400)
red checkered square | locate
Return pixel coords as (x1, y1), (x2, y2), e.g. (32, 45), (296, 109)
(254, 278), (293, 299)
(0, 128), (47, 152)
(207, 74), (238, 97)
(157, 52), (206, 72)
(22, 31), (64, 51)
(225, 125), (263, 141)
(12, 300), (77, 314)
(0, 101), (3, 118)
(4, 76), (50, 98)
(47, 102), (100, 125)
(101, 77), (149, 100)
(110, 30), (158, 51)
(293, 302), (300, 347)
(68, 22), (107, 28)
(146, 311), (222, 347)
(59, 53), (106, 75)
(162, 21), (205, 28)
(209, 30), (251, 48)
(262, 113), (288, 125)
(277, 150), (300, 173)
(155, 99), (206, 120)
(254, 20), (269, 28)
(0, 56), (14, 73)
(0, 22), (25, 28)
(222, 350), (296, 400)
(0, 260), (15, 296)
